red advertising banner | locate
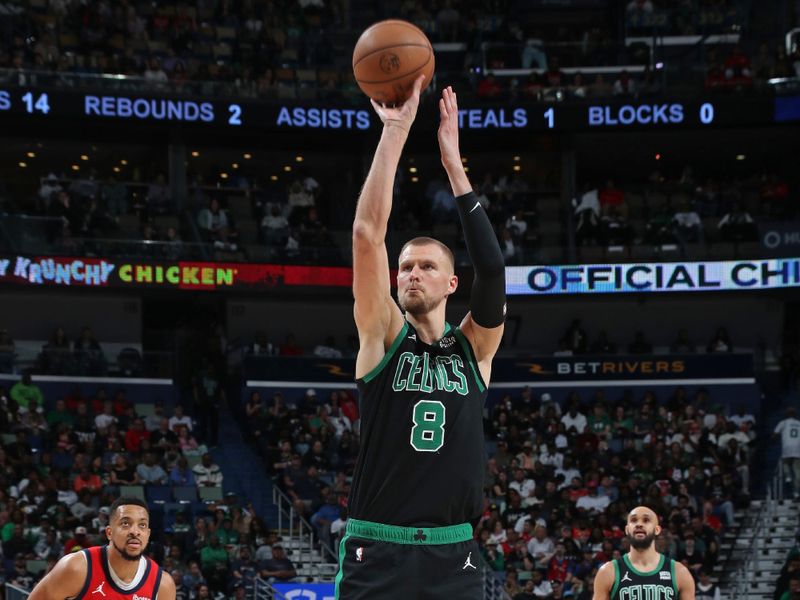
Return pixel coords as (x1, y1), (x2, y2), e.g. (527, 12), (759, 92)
(0, 255), (355, 291)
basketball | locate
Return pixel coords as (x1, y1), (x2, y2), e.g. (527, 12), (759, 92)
(352, 19), (435, 106)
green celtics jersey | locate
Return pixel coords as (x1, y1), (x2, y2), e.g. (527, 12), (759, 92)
(612, 554), (678, 600)
(349, 320), (487, 527)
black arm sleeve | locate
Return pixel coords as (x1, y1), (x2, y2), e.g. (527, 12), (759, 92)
(455, 191), (506, 328)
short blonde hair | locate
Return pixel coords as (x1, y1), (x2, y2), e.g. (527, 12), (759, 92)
(399, 237), (455, 271)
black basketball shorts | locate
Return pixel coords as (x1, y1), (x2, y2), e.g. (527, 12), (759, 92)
(334, 518), (483, 600)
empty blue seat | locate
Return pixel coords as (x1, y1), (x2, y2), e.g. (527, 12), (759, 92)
(146, 485), (172, 504)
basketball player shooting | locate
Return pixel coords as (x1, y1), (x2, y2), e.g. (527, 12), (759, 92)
(28, 497), (175, 600)
(335, 76), (506, 599)
(593, 506), (695, 600)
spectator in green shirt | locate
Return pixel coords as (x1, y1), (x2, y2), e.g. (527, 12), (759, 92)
(588, 403), (612, 438)
(10, 372), (43, 410)
(200, 534), (229, 593)
(46, 398), (74, 428)
(200, 534), (228, 571)
(216, 517), (239, 546)
(779, 575), (799, 600)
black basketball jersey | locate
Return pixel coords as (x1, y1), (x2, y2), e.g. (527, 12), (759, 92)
(612, 554), (678, 600)
(349, 320), (487, 527)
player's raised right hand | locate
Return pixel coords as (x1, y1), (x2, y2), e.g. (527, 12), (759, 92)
(370, 74), (425, 133)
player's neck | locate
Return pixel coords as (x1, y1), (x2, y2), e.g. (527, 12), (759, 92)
(107, 545), (141, 582)
(406, 310), (447, 345)
(626, 545), (661, 568)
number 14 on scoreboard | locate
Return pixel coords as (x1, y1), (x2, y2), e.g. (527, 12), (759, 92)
(22, 92), (50, 114)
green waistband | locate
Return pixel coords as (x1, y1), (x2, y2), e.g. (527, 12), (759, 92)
(345, 518), (473, 545)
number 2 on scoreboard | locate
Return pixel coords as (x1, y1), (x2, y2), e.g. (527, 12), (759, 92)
(228, 104), (242, 126)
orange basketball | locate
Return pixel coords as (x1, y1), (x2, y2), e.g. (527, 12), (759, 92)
(352, 19), (435, 106)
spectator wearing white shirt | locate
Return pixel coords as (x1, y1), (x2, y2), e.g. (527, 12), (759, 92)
(94, 401), (117, 431)
(509, 468), (536, 507)
(717, 421), (752, 452)
(527, 525), (555, 568)
(561, 404), (587, 434)
(575, 483), (611, 514)
(538, 441), (564, 470)
(327, 405), (352, 439)
(728, 405), (756, 427)
(169, 405), (193, 433)
(575, 184), (600, 245)
(531, 570), (553, 598)
(773, 407), (800, 498)
(193, 452), (224, 487)
(540, 392), (562, 418)
(313, 337), (343, 359)
(555, 457), (581, 490)
(673, 203), (704, 243)
(39, 173), (63, 209)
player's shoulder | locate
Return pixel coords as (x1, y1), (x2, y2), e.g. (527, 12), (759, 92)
(48, 550), (89, 589)
(594, 558), (617, 585)
(156, 563), (177, 598)
(670, 558), (691, 578)
(57, 550), (89, 576)
(597, 558), (618, 573)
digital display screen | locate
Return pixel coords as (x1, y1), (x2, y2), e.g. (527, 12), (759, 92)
(0, 87), (790, 132)
(506, 258), (800, 295)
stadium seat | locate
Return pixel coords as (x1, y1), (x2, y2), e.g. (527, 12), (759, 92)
(154, 216), (180, 233)
(707, 242), (736, 259)
(736, 242), (761, 260)
(135, 403), (156, 418)
(237, 220), (259, 244)
(227, 195), (252, 220)
(684, 243), (707, 260)
(58, 33), (79, 51)
(578, 246), (606, 264)
(147, 41), (167, 54)
(246, 245), (272, 262)
(146, 485), (172, 504)
(185, 455), (202, 469)
(173, 486), (198, 503)
(119, 486), (146, 501)
(213, 43), (232, 60)
(26, 560), (46, 575)
(216, 26), (236, 41)
(198, 486), (223, 502)
(630, 245), (656, 261)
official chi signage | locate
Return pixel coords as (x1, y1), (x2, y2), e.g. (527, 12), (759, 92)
(507, 258), (800, 295)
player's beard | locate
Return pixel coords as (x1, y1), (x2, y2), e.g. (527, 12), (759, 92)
(113, 539), (144, 561)
(629, 531), (656, 550)
(398, 289), (442, 316)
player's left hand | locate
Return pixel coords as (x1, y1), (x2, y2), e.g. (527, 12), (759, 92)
(437, 86), (461, 168)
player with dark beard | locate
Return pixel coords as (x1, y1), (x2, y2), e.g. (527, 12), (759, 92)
(28, 497), (175, 600)
(593, 506), (695, 599)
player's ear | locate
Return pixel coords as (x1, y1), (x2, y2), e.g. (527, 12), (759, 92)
(448, 274), (458, 294)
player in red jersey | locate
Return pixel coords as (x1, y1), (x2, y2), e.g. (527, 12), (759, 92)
(29, 497), (175, 600)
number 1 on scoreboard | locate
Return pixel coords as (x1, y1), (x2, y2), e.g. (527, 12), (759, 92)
(544, 107), (554, 129)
